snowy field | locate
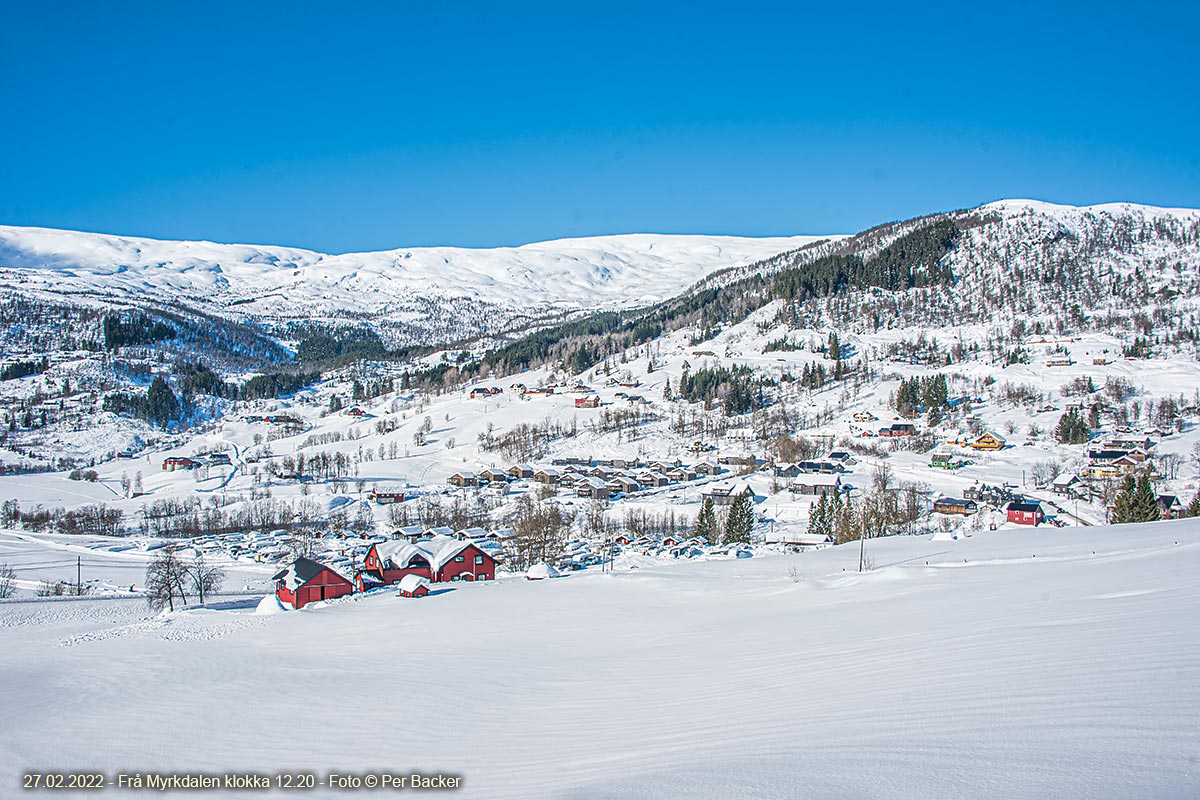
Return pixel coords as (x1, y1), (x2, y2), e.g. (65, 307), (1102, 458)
(0, 530), (274, 597)
(2, 519), (1197, 799)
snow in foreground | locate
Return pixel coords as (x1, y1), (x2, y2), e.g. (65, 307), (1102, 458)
(2, 520), (1198, 799)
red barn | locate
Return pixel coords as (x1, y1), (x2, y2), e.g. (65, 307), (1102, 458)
(1006, 501), (1045, 526)
(273, 557), (353, 609)
(361, 535), (496, 586)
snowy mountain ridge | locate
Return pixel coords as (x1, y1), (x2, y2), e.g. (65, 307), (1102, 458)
(0, 227), (829, 344)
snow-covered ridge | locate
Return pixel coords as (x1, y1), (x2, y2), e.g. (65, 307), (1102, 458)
(0, 226), (827, 320)
(981, 197), (1200, 222)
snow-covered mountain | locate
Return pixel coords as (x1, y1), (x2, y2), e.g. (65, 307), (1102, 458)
(0, 226), (829, 344)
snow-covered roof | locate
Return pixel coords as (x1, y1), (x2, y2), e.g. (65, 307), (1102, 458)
(397, 574), (430, 592)
(273, 556), (343, 593)
(374, 535), (479, 573)
(791, 473), (841, 487)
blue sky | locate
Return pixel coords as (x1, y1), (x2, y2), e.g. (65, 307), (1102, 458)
(1, 2), (1197, 252)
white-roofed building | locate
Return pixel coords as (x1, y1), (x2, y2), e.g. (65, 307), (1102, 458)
(360, 534), (496, 587)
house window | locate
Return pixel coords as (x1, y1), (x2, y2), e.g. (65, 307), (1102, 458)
(455, 555), (464, 562)
(474, 555), (483, 565)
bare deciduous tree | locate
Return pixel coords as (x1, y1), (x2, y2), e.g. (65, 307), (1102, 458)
(188, 553), (225, 605)
(0, 563), (16, 598)
(145, 548), (189, 612)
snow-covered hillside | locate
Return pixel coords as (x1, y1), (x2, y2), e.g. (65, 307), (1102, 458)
(2, 520), (1197, 798)
(0, 226), (827, 342)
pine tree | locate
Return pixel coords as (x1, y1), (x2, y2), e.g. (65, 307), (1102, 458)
(724, 491), (755, 543)
(693, 497), (719, 545)
(1132, 474), (1159, 523)
(808, 492), (830, 540)
(1186, 491), (1200, 518)
(833, 496), (859, 544)
(806, 495), (821, 538)
(1055, 410), (1090, 445)
(146, 376), (180, 428)
(1111, 476), (1136, 523)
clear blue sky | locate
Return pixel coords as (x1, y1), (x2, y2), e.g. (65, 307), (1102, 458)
(2, 2), (1197, 252)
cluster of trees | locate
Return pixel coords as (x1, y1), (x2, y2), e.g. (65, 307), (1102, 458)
(1, 356), (49, 381)
(1055, 410), (1092, 445)
(238, 370), (321, 400)
(505, 494), (574, 570)
(144, 549), (225, 611)
(102, 376), (181, 427)
(691, 492), (755, 545)
(1, 500), (123, 536)
(796, 356), (851, 391)
(385, 494), (494, 531)
(103, 312), (175, 350)
(894, 373), (949, 418)
(138, 496), (320, 538)
(593, 406), (654, 441)
(676, 365), (766, 416)
(811, 465), (924, 545)
(294, 327), (388, 365)
(273, 450), (356, 482)
(1109, 475), (1162, 524)
(619, 507), (692, 539)
(478, 418), (577, 462)
(770, 221), (958, 301)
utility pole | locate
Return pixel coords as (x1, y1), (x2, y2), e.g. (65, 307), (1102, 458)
(76, 555), (81, 595)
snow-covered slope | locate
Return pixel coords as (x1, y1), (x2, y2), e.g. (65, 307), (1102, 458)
(2, 520), (1197, 798)
(0, 226), (828, 336)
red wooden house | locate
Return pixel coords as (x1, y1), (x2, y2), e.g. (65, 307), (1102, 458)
(370, 488), (405, 504)
(1006, 501), (1045, 526)
(575, 396), (601, 408)
(274, 557), (354, 609)
(360, 535), (496, 587)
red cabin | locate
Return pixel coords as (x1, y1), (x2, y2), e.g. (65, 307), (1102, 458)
(274, 557), (354, 609)
(1006, 501), (1045, 526)
(396, 574), (431, 598)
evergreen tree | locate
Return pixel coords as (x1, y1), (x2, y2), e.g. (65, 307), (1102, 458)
(1186, 491), (1200, 518)
(1131, 474), (1159, 522)
(808, 492), (831, 540)
(922, 374), (948, 409)
(146, 376), (180, 428)
(1111, 476), (1136, 523)
(1055, 410), (1090, 445)
(724, 491), (755, 543)
(692, 497), (719, 545)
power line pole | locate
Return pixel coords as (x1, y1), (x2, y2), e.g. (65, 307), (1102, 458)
(76, 555), (81, 595)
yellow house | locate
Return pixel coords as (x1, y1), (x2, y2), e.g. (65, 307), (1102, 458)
(970, 432), (1007, 451)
